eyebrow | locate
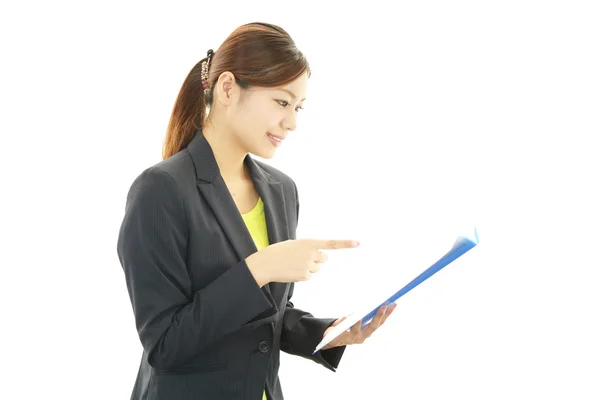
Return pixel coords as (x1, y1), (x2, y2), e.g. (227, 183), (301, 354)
(278, 88), (306, 102)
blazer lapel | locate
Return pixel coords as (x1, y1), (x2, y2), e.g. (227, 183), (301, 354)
(245, 156), (289, 246)
(245, 156), (291, 303)
(188, 132), (256, 256)
(187, 130), (292, 304)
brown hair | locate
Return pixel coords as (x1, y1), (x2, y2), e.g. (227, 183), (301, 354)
(162, 22), (311, 160)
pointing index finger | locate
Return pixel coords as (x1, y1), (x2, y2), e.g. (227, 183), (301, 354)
(311, 239), (360, 250)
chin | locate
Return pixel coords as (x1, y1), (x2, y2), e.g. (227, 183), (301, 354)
(248, 142), (276, 160)
(251, 150), (276, 160)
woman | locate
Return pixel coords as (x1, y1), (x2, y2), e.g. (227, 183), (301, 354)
(117, 22), (396, 400)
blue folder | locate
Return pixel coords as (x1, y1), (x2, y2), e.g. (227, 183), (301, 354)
(359, 227), (480, 328)
(313, 227), (480, 354)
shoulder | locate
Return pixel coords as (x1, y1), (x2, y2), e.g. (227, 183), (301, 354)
(125, 150), (194, 205)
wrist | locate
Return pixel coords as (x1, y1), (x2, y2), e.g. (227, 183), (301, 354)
(246, 254), (269, 287)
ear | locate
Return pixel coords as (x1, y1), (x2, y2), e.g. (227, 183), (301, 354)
(214, 71), (238, 106)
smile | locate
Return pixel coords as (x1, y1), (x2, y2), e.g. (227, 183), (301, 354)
(267, 133), (284, 147)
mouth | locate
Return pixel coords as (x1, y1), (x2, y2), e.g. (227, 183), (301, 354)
(267, 132), (284, 147)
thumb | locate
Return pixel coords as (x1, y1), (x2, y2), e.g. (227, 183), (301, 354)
(324, 316), (348, 338)
(331, 315), (347, 327)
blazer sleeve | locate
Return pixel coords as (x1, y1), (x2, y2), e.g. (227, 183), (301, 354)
(117, 167), (275, 371)
(279, 181), (347, 372)
(280, 284), (346, 371)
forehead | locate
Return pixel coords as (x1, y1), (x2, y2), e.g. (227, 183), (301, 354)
(252, 73), (308, 100)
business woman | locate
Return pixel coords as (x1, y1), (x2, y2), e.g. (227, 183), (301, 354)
(117, 22), (396, 400)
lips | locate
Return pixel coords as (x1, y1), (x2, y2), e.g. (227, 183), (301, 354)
(267, 133), (284, 148)
(267, 132), (285, 141)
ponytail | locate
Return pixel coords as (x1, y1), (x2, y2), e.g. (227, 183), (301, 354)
(162, 57), (210, 160)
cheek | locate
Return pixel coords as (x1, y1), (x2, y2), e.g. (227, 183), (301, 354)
(250, 108), (280, 132)
(235, 101), (281, 134)
(232, 112), (267, 144)
(262, 109), (283, 130)
(232, 108), (257, 131)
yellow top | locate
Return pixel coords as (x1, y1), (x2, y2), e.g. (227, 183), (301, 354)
(241, 197), (270, 252)
(241, 196), (269, 400)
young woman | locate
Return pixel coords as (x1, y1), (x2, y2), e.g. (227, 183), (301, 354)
(117, 22), (396, 400)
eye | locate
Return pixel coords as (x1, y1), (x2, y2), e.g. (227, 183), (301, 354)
(277, 100), (304, 112)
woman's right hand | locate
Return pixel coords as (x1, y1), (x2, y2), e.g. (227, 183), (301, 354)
(245, 239), (360, 287)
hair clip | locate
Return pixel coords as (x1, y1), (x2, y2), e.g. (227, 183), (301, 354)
(201, 49), (214, 92)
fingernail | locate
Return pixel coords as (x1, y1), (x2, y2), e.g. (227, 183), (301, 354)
(352, 241), (360, 247)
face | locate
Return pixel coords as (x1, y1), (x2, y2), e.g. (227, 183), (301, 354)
(224, 72), (308, 159)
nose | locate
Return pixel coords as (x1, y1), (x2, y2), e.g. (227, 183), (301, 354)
(282, 108), (297, 132)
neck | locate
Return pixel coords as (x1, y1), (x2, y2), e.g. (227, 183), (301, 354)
(201, 119), (249, 182)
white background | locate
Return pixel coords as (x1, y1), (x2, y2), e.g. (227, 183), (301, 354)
(1, 0), (599, 398)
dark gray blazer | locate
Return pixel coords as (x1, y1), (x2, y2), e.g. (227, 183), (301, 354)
(117, 130), (345, 400)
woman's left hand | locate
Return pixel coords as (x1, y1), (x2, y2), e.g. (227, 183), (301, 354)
(321, 303), (397, 350)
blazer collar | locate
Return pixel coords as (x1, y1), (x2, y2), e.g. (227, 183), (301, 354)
(187, 129), (277, 185)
